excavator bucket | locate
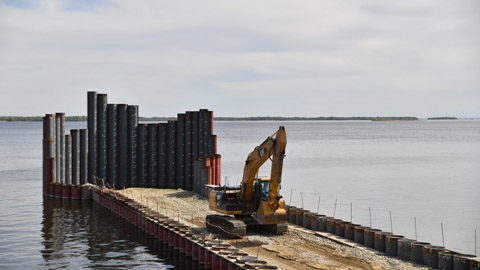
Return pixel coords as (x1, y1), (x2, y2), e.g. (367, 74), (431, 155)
(253, 200), (287, 225)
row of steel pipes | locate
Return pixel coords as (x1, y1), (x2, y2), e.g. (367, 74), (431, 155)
(287, 206), (480, 270)
(43, 92), (222, 198)
(93, 187), (276, 269)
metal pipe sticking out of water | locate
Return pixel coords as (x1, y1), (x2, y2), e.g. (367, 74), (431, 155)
(317, 195), (321, 214)
(441, 223), (445, 247)
(289, 189), (294, 206)
(333, 199), (337, 218)
(300, 192), (304, 208)
(390, 211), (393, 234)
(414, 217), (418, 240)
(350, 203), (352, 223)
(369, 207), (372, 228)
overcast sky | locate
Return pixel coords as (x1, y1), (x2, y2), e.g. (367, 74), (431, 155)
(1, 0), (479, 118)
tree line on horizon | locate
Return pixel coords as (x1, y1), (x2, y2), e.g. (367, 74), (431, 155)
(0, 115), (459, 122)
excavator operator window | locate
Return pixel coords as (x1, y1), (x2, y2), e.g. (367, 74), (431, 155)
(260, 181), (269, 201)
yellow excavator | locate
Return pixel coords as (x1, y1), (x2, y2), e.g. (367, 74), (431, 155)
(206, 126), (288, 236)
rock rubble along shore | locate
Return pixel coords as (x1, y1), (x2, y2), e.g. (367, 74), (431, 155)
(118, 188), (428, 270)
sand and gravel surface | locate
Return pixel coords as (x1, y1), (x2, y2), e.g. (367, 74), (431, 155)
(118, 188), (428, 270)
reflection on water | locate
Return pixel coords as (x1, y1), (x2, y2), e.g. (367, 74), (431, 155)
(41, 199), (177, 269)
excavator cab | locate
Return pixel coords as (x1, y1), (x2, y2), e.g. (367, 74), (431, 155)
(210, 177), (270, 214)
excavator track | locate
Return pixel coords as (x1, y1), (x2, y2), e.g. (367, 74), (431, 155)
(271, 222), (288, 234)
(246, 223), (289, 235)
(235, 215), (289, 235)
(206, 214), (247, 238)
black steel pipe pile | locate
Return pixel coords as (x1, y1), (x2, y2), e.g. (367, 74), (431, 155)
(44, 91), (220, 198)
(86, 91), (220, 190)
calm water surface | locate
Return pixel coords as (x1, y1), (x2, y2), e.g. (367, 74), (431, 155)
(0, 122), (172, 269)
(0, 120), (479, 269)
(217, 120), (480, 255)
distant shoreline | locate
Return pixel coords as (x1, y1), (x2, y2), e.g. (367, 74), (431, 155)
(0, 116), (461, 122)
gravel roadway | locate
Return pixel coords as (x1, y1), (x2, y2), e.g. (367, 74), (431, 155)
(118, 188), (428, 270)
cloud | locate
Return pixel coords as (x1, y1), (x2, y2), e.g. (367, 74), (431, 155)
(0, 0), (479, 117)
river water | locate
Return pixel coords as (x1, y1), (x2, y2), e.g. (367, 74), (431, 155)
(0, 120), (479, 268)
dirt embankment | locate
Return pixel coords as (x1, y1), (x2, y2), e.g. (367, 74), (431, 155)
(118, 188), (427, 270)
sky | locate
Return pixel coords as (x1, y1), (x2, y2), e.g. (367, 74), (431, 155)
(0, 0), (479, 118)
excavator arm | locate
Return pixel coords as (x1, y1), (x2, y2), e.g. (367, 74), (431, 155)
(267, 126), (286, 210)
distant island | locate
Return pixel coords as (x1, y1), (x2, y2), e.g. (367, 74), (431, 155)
(371, 117), (419, 121)
(0, 116), (88, 122)
(0, 116), (460, 122)
(215, 116), (373, 121)
(427, 117), (458, 120)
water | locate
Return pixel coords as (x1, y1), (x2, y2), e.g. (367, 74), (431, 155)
(216, 120), (480, 255)
(0, 120), (479, 268)
(0, 122), (173, 269)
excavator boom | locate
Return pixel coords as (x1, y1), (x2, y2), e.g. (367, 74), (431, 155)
(239, 126), (286, 204)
